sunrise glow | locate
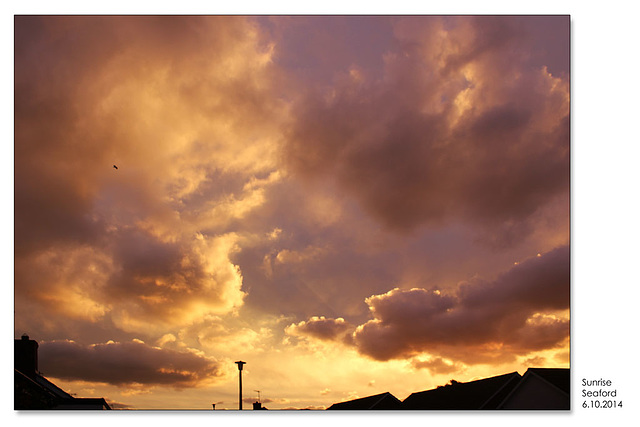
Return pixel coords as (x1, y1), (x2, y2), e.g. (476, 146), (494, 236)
(14, 15), (569, 410)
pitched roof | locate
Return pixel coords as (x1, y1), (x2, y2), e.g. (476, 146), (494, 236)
(526, 368), (570, 394)
(32, 372), (74, 399)
(403, 371), (522, 410)
(15, 369), (112, 410)
(15, 337), (112, 410)
(15, 369), (60, 410)
(327, 392), (403, 410)
(496, 368), (570, 409)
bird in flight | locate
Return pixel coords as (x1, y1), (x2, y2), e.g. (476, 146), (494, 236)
(113, 165), (118, 170)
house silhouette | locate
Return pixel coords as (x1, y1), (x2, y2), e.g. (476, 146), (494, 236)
(327, 391), (403, 410)
(327, 368), (570, 410)
(497, 368), (570, 409)
(403, 371), (522, 410)
(14, 335), (111, 410)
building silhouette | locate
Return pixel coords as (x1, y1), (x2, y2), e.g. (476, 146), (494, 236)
(497, 368), (570, 409)
(14, 335), (111, 410)
(403, 371), (522, 410)
(327, 391), (403, 410)
(15, 333), (569, 411)
(253, 401), (268, 410)
(327, 368), (570, 410)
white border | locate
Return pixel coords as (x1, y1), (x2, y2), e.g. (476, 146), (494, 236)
(5, 1), (640, 426)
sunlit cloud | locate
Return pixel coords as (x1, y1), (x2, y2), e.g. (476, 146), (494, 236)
(14, 15), (570, 409)
(411, 356), (465, 375)
(15, 245), (115, 323)
(291, 246), (569, 365)
(351, 246), (569, 362)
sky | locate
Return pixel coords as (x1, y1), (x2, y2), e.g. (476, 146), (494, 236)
(13, 15), (571, 410)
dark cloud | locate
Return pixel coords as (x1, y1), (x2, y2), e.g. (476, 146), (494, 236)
(38, 339), (225, 388)
(282, 16), (569, 242)
(457, 245), (570, 312)
(257, 16), (395, 88)
(348, 245), (569, 362)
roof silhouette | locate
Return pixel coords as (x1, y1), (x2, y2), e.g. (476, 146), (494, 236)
(402, 371), (522, 410)
(15, 335), (111, 410)
(327, 392), (403, 410)
(525, 368), (570, 394)
(497, 368), (570, 410)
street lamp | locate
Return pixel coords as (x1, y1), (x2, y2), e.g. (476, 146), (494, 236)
(235, 361), (246, 410)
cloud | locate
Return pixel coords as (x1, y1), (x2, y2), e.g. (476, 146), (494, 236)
(38, 339), (226, 388)
(522, 356), (547, 367)
(14, 16), (286, 337)
(281, 245), (569, 365)
(193, 319), (275, 355)
(285, 316), (353, 342)
(106, 231), (246, 332)
(275, 246), (328, 265)
(157, 334), (177, 347)
(14, 16), (570, 408)
(411, 357), (464, 375)
(343, 245), (569, 363)
(15, 245), (114, 323)
(15, 16), (283, 249)
(14, 230), (247, 335)
(282, 16), (569, 241)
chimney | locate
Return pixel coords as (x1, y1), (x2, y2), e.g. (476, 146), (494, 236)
(15, 334), (39, 378)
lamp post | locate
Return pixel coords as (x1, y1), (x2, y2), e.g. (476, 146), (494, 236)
(235, 361), (246, 410)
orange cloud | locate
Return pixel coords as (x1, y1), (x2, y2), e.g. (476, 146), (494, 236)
(15, 16), (284, 337)
(353, 246), (569, 362)
(411, 356), (465, 375)
(14, 16), (570, 408)
(290, 246), (569, 365)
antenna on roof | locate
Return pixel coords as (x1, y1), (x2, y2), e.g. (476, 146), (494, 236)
(254, 390), (261, 403)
